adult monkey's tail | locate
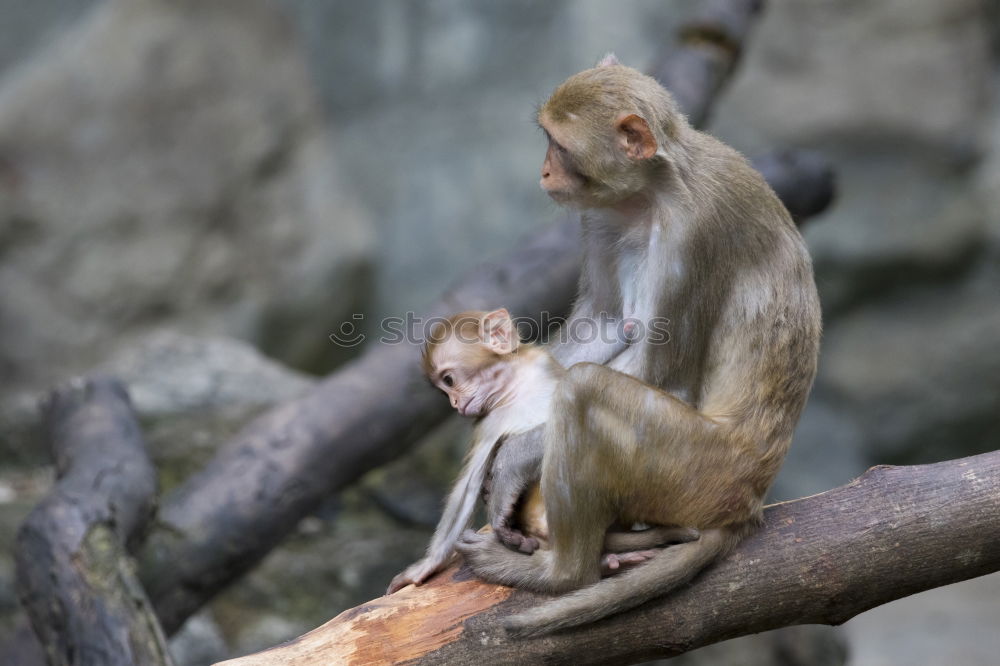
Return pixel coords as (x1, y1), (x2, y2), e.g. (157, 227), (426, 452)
(502, 526), (745, 638)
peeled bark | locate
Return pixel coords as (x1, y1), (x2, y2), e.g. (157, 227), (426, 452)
(217, 451), (1000, 666)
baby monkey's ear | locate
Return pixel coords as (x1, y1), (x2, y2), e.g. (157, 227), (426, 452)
(481, 308), (518, 355)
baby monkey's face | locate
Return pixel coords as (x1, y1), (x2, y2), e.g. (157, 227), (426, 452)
(426, 337), (511, 417)
(423, 309), (520, 418)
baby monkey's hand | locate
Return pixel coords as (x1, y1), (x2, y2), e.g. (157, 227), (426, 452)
(386, 557), (446, 594)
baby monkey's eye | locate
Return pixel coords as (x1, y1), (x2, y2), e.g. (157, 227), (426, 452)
(442, 374), (454, 387)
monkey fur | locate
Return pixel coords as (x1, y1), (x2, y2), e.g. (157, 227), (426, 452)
(387, 309), (697, 594)
(458, 59), (821, 637)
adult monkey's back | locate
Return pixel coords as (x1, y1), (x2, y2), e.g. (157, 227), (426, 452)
(457, 57), (822, 636)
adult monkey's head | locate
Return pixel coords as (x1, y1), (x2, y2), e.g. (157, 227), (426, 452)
(537, 54), (688, 209)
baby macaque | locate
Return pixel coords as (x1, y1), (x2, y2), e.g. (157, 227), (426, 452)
(387, 309), (696, 594)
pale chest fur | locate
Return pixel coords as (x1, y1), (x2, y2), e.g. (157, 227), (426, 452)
(616, 226), (657, 322)
(588, 207), (683, 323)
(609, 218), (684, 375)
(475, 360), (558, 444)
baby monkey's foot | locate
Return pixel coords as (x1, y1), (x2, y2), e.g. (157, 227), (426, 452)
(495, 524), (540, 554)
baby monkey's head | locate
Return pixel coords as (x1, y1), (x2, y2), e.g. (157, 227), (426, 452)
(422, 309), (520, 417)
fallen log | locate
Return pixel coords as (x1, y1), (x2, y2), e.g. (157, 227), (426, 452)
(138, 0), (836, 634)
(14, 377), (171, 666)
(217, 450), (1000, 665)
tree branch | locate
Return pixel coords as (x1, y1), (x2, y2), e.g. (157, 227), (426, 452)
(216, 450), (1000, 666)
(15, 377), (172, 666)
(138, 0), (835, 634)
(651, 0), (763, 127)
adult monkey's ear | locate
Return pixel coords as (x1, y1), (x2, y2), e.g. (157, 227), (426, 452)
(596, 52), (621, 67)
(481, 308), (519, 354)
(616, 114), (657, 160)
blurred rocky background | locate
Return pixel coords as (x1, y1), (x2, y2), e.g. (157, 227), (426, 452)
(1, 0), (998, 664)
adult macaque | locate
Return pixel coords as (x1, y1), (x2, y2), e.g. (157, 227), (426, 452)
(387, 309), (696, 594)
(457, 56), (822, 636)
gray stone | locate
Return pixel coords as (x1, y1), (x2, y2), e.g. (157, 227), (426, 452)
(818, 263), (1000, 465)
(101, 330), (314, 419)
(0, 0), (373, 400)
(98, 331), (316, 486)
(803, 145), (986, 317)
(771, 396), (868, 503)
(974, 81), (1000, 248)
(0, 0), (99, 76)
(844, 573), (1000, 666)
(273, 0), (689, 320)
(168, 612), (229, 666)
(0, 331), (315, 477)
(712, 0), (992, 153)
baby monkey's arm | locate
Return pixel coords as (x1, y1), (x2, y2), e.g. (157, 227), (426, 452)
(387, 433), (502, 594)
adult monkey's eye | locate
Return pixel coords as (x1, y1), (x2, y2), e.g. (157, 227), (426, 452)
(442, 374), (454, 387)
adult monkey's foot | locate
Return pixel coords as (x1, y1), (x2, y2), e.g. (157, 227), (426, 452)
(495, 521), (540, 554)
(600, 549), (659, 576)
(455, 529), (529, 587)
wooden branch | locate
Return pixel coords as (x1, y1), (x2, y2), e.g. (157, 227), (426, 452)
(15, 377), (172, 666)
(217, 450), (1000, 665)
(651, 0), (763, 127)
(752, 149), (835, 224)
(138, 0), (834, 634)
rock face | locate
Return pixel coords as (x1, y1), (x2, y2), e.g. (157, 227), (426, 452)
(281, 0), (690, 320)
(712, 0), (991, 152)
(0, 330), (315, 473)
(0, 0), (372, 398)
(97, 331), (316, 486)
